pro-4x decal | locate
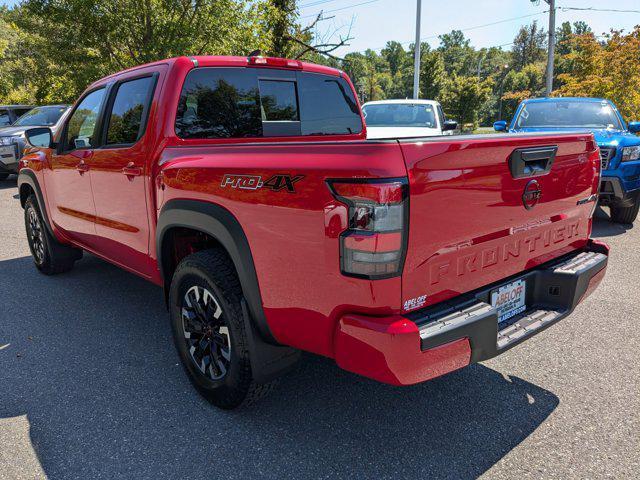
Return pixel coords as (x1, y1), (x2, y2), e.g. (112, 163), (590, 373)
(221, 174), (304, 193)
(263, 174), (304, 192)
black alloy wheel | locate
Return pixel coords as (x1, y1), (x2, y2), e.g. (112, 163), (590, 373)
(26, 206), (45, 265)
(181, 285), (232, 381)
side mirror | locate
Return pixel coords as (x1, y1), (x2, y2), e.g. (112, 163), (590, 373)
(493, 121), (508, 132)
(74, 138), (89, 149)
(25, 127), (54, 148)
(628, 121), (640, 134)
(442, 120), (458, 131)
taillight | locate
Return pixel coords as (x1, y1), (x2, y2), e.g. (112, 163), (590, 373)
(247, 56), (303, 69)
(328, 179), (408, 279)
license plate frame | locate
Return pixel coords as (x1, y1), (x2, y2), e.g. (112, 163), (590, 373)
(491, 279), (527, 324)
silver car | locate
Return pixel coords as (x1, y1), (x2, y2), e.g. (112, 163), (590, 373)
(0, 105), (70, 179)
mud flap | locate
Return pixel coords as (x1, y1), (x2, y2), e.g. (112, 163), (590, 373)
(240, 298), (300, 384)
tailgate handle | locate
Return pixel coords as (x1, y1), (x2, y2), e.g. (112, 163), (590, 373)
(509, 146), (558, 179)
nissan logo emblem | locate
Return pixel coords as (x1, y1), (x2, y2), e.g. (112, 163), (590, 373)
(522, 179), (542, 210)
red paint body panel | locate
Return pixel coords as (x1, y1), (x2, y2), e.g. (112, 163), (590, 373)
(20, 55), (608, 386)
(159, 142), (406, 356)
(399, 135), (600, 311)
(335, 314), (471, 385)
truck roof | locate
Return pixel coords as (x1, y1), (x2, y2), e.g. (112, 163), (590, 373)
(91, 55), (343, 87)
(523, 97), (610, 104)
(363, 99), (440, 106)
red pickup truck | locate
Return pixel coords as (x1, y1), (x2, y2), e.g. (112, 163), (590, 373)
(18, 56), (608, 409)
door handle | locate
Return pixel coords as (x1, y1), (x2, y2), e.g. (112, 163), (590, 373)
(509, 146), (558, 179)
(122, 162), (142, 179)
(76, 161), (90, 174)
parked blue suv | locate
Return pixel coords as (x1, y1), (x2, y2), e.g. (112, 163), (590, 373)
(495, 97), (640, 224)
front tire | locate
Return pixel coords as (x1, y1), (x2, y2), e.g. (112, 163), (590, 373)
(24, 195), (82, 274)
(610, 197), (640, 224)
(169, 249), (275, 409)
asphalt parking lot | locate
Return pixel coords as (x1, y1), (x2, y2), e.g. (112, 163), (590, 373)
(0, 174), (638, 480)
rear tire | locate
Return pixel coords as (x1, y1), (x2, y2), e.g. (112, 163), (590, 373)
(24, 195), (82, 274)
(168, 249), (275, 409)
(610, 197), (640, 224)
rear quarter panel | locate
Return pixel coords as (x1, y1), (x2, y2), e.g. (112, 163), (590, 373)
(158, 141), (407, 357)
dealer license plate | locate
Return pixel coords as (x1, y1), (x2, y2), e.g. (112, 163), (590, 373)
(491, 279), (526, 323)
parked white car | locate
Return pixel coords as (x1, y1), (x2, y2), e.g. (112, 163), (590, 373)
(362, 99), (457, 139)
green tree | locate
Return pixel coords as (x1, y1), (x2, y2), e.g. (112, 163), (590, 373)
(512, 22), (546, 70)
(441, 74), (493, 129)
(1, 0), (274, 102)
(500, 63), (545, 120)
(556, 21), (592, 55)
(380, 41), (411, 98)
(437, 30), (476, 76)
(417, 43), (446, 100)
(381, 41), (409, 77)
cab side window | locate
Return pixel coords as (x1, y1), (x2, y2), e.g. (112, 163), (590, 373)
(65, 88), (106, 150)
(106, 76), (155, 145)
(175, 68), (262, 139)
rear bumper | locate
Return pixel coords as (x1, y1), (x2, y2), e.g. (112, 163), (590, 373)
(334, 240), (609, 386)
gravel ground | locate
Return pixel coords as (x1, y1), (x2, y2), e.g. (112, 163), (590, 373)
(0, 174), (638, 479)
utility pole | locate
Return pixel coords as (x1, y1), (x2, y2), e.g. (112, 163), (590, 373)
(497, 64), (509, 120)
(412, 0), (422, 99)
(544, 0), (556, 96)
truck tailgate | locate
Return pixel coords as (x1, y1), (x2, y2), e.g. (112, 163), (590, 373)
(399, 133), (600, 311)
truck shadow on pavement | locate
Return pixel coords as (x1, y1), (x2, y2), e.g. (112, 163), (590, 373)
(1, 255), (559, 480)
(0, 175), (17, 191)
(591, 207), (633, 238)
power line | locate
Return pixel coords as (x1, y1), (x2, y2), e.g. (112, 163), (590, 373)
(364, 10), (548, 52)
(560, 6), (640, 14)
(307, 2), (640, 56)
(301, 0), (379, 19)
(299, 0), (343, 9)
(419, 11), (548, 41)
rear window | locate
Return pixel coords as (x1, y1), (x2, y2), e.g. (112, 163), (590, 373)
(515, 101), (623, 130)
(362, 103), (437, 128)
(14, 106), (68, 127)
(175, 68), (362, 139)
(259, 80), (299, 121)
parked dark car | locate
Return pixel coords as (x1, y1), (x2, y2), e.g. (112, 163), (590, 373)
(0, 105), (70, 179)
(0, 105), (34, 127)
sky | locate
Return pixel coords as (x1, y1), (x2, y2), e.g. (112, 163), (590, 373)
(300, 0), (640, 55)
(2, 0), (639, 56)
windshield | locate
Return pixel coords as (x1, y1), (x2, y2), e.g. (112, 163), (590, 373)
(515, 101), (623, 130)
(14, 106), (68, 127)
(363, 104), (437, 128)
